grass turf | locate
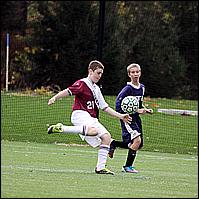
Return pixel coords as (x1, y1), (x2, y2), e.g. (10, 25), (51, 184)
(1, 92), (198, 154)
(1, 140), (198, 198)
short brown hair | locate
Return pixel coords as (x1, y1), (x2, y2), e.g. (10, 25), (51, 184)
(88, 60), (104, 71)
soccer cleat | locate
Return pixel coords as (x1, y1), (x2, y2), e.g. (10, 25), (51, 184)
(108, 140), (116, 158)
(47, 123), (63, 134)
(95, 167), (115, 175)
(122, 166), (138, 173)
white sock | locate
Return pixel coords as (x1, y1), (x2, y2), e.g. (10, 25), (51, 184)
(62, 125), (86, 135)
(96, 144), (109, 171)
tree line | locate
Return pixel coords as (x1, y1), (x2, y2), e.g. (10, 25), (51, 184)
(1, 1), (198, 99)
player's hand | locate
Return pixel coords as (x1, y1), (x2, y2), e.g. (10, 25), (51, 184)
(146, 108), (153, 114)
(137, 108), (146, 114)
(121, 114), (132, 124)
(48, 97), (56, 105)
(137, 108), (153, 114)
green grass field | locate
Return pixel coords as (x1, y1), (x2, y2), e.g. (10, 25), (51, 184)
(1, 92), (198, 154)
(1, 92), (198, 198)
(1, 140), (198, 198)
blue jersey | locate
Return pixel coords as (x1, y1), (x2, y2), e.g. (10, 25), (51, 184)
(116, 82), (145, 145)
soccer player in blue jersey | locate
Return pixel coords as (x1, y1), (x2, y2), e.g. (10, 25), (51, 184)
(108, 63), (153, 173)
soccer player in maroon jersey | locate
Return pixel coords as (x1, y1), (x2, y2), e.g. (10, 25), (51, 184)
(47, 60), (132, 175)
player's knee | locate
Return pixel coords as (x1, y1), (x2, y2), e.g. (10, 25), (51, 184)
(134, 136), (141, 145)
(138, 140), (143, 149)
(100, 132), (111, 145)
(130, 136), (141, 150)
(86, 126), (98, 136)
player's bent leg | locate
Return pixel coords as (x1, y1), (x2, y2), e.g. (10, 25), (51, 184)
(129, 136), (141, 151)
(48, 124), (99, 136)
(86, 126), (98, 136)
(108, 140), (130, 158)
(100, 132), (112, 145)
(138, 136), (144, 149)
(108, 139), (116, 158)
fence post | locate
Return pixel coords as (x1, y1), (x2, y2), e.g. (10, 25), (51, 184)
(6, 33), (9, 92)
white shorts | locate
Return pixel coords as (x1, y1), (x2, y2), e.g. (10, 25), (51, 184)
(71, 110), (109, 147)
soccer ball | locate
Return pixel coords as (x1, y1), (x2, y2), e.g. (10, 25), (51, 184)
(121, 96), (139, 114)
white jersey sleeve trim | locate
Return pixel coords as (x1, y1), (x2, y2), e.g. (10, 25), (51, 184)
(82, 78), (108, 110)
(66, 88), (72, 96)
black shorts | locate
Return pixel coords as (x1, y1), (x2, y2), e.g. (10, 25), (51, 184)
(121, 115), (143, 148)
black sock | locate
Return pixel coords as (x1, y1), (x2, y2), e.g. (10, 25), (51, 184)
(124, 149), (137, 167)
(114, 140), (129, 149)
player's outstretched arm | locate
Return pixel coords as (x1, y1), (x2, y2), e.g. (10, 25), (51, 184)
(48, 89), (70, 105)
(103, 107), (132, 124)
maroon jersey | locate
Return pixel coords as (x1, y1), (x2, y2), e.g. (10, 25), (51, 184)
(68, 78), (108, 118)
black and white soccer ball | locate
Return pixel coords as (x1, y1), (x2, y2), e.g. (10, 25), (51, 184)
(121, 96), (139, 114)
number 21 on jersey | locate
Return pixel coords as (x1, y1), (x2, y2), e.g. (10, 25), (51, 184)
(87, 101), (95, 109)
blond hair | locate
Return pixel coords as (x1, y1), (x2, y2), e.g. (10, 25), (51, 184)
(88, 60), (104, 71)
(127, 63), (141, 74)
